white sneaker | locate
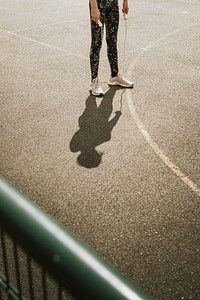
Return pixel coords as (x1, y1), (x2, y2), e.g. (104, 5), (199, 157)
(89, 78), (104, 96)
(108, 72), (134, 88)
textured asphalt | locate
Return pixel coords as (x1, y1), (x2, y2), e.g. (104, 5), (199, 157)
(0, 0), (200, 299)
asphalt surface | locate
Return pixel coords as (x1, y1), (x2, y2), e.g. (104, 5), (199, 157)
(0, 0), (200, 299)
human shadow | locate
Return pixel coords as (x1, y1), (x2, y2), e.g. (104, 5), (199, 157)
(70, 86), (124, 168)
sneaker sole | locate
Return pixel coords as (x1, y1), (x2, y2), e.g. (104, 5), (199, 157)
(89, 90), (104, 96)
(108, 81), (134, 88)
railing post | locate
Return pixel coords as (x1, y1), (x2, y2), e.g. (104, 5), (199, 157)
(0, 178), (152, 300)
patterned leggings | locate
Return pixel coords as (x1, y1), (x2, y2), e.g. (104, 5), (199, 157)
(90, 0), (119, 80)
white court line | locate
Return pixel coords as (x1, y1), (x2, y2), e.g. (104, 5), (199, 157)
(125, 32), (200, 54)
(149, 32), (200, 49)
(10, 18), (88, 33)
(142, 23), (200, 49)
(126, 97), (200, 198)
(1, 19), (200, 197)
(0, 28), (88, 60)
(126, 23), (200, 198)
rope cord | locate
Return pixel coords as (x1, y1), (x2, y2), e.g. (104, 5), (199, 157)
(122, 16), (128, 74)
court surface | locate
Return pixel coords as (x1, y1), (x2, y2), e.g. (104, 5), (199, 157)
(0, 0), (200, 299)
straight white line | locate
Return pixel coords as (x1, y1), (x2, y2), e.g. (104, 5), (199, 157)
(147, 33), (200, 50)
(0, 28), (88, 60)
(141, 23), (200, 49)
(127, 33), (200, 54)
(10, 18), (88, 33)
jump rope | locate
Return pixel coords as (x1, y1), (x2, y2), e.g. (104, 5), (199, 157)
(98, 12), (128, 112)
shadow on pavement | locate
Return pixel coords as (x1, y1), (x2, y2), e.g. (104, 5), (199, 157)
(69, 86), (124, 168)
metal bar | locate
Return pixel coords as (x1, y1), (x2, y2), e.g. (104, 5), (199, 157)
(27, 255), (34, 300)
(42, 269), (48, 300)
(0, 273), (25, 300)
(13, 242), (22, 297)
(0, 273), (7, 290)
(57, 283), (63, 300)
(0, 178), (152, 300)
(1, 229), (11, 300)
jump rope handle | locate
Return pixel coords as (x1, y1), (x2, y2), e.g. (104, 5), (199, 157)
(98, 20), (102, 27)
(123, 13), (128, 20)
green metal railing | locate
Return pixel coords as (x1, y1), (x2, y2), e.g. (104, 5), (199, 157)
(0, 178), (152, 300)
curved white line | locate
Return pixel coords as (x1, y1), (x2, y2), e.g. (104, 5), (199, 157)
(126, 23), (200, 198)
(1, 19), (200, 197)
(126, 95), (200, 197)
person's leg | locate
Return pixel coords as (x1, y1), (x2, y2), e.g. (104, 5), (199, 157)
(105, 1), (134, 87)
(105, 0), (119, 78)
(89, 2), (104, 80)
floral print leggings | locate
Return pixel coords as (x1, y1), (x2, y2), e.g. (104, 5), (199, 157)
(90, 0), (119, 80)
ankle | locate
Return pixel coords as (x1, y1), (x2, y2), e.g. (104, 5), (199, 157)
(111, 71), (118, 78)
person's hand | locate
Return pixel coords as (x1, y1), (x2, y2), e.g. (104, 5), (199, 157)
(122, 0), (129, 15)
(91, 7), (100, 24)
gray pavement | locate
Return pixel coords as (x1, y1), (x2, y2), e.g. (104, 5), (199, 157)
(0, 0), (200, 299)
